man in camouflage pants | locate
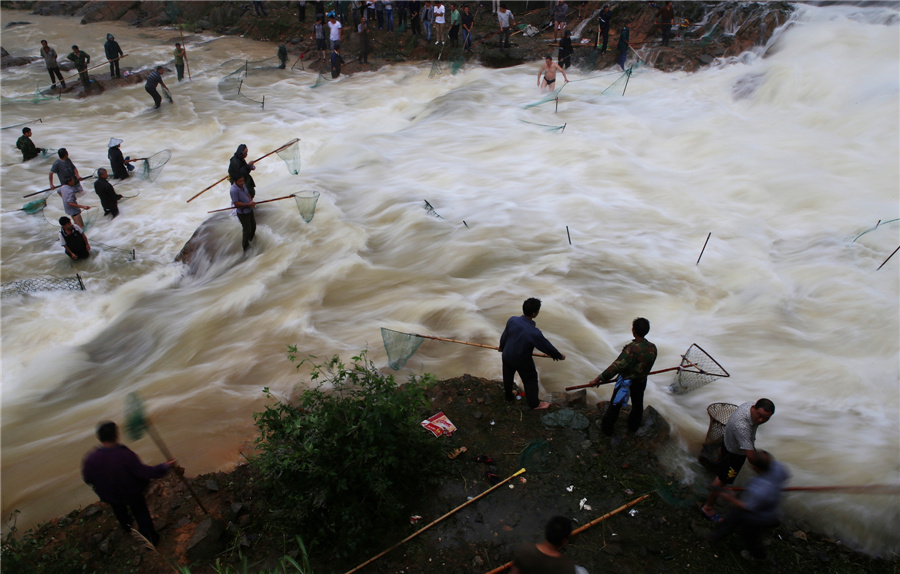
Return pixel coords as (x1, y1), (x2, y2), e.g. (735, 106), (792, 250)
(588, 317), (658, 435)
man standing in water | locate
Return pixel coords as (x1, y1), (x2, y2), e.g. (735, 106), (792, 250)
(104, 33), (123, 78)
(616, 19), (631, 70)
(144, 66), (170, 109)
(16, 127), (41, 162)
(588, 317), (657, 436)
(49, 148), (84, 194)
(230, 175), (257, 251)
(537, 55), (568, 92)
(40, 39), (66, 90)
(67, 45), (91, 90)
(228, 144), (257, 199)
(59, 174), (91, 229)
(58, 216), (91, 260)
(94, 168), (123, 218)
(82, 421), (175, 547)
(173, 42), (187, 81)
(701, 398), (776, 523)
(499, 297), (566, 410)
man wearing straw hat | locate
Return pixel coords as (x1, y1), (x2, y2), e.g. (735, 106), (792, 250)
(499, 297), (566, 410)
(82, 421), (175, 547)
(230, 175), (257, 251)
(107, 137), (133, 180)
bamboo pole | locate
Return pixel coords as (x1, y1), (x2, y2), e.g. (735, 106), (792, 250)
(143, 423), (211, 515)
(61, 55), (128, 82)
(413, 333), (551, 358)
(207, 194), (295, 213)
(876, 246), (899, 271)
(24, 175), (94, 198)
(345, 469), (527, 574)
(186, 139), (300, 203)
(696, 232), (711, 265)
(483, 494), (651, 574)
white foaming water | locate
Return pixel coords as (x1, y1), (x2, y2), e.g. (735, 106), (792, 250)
(1, 4), (897, 554)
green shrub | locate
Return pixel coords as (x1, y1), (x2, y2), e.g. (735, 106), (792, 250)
(252, 351), (446, 558)
(2, 511), (85, 574)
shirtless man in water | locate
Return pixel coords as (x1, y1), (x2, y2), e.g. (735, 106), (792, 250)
(538, 55), (569, 92)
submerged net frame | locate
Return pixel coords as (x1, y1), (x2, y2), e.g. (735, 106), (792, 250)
(139, 149), (172, 182)
(519, 119), (566, 133)
(92, 241), (137, 262)
(218, 60), (266, 108)
(293, 190), (320, 223)
(523, 84), (566, 109)
(311, 72), (330, 88)
(450, 56), (465, 75)
(667, 343), (730, 395)
(429, 59), (443, 78)
(1, 273), (85, 297)
(423, 200), (444, 220)
(2, 117), (41, 130)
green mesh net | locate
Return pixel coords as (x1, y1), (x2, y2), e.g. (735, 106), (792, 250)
(601, 67), (634, 96)
(429, 59), (443, 78)
(22, 194), (50, 214)
(381, 328), (425, 370)
(698, 402), (738, 467)
(311, 72), (331, 88)
(138, 150), (172, 182)
(517, 439), (558, 474)
(519, 119), (566, 133)
(423, 200), (445, 220)
(667, 344), (729, 395)
(32, 82), (60, 104)
(450, 56), (465, 75)
(218, 61), (266, 107)
(276, 141), (301, 175)
(1, 274), (85, 297)
(92, 241), (137, 262)
(41, 148), (58, 159)
(124, 392), (148, 441)
(851, 218), (900, 242)
(523, 84), (566, 109)
(2, 117), (41, 130)
(293, 190), (320, 223)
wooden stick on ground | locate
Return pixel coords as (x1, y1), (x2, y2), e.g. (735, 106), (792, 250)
(345, 469), (527, 574)
(484, 494), (651, 574)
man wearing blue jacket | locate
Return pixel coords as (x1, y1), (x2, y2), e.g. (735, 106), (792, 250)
(499, 297), (566, 410)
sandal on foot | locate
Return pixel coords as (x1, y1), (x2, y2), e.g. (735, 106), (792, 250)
(699, 506), (723, 524)
(475, 455), (496, 465)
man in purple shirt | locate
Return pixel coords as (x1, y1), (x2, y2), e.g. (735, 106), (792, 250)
(499, 297), (566, 409)
(82, 421), (175, 546)
(230, 175), (257, 251)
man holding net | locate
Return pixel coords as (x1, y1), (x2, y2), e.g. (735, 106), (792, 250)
(230, 175), (257, 251)
(229, 144), (257, 199)
(701, 398), (776, 523)
(499, 297), (566, 410)
(588, 317), (657, 436)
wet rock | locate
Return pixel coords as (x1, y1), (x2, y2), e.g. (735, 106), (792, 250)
(551, 389), (586, 407)
(635, 406), (671, 448)
(206, 479), (220, 492)
(5, 21), (31, 28)
(98, 539), (111, 554)
(198, 19), (213, 30)
(186, 518), (228, 562)
(77, 1), (136, 24)
(177, 517), (192, 527)
(85, 506), (101, 518)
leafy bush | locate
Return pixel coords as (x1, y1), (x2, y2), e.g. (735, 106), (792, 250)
(2, 510), (85, 574)
(252, 351), (446, 557)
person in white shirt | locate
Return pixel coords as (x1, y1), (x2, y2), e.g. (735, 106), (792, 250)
(327, 13), (342, 51)
(433, 1), (446, 45)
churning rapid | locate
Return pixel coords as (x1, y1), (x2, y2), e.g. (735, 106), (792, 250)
(1, 3), (897, 555)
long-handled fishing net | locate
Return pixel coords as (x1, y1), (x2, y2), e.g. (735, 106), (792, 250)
(667, 344), (730, 394)
(565, 343), (728, 393)
(1, 274), (85, 297)
(138, 149), (172, 182)
(311, 72), (331, 88)
(2, 117), (42, 130)
(124, 392), (210, 515)
(698, 402), (737, 467)
(450, 55), (465, 75)
(423, 199), (445, 220)
(294, 190), (320, 223)
(518, 119), (566, 133)
(381, 328), (550, 370)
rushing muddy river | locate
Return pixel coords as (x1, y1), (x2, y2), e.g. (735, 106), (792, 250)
(1, 3), (897, 554)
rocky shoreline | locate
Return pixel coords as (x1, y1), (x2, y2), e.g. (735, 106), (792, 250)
(4, 375), (896, 573)
(3, 1), (793, 75)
